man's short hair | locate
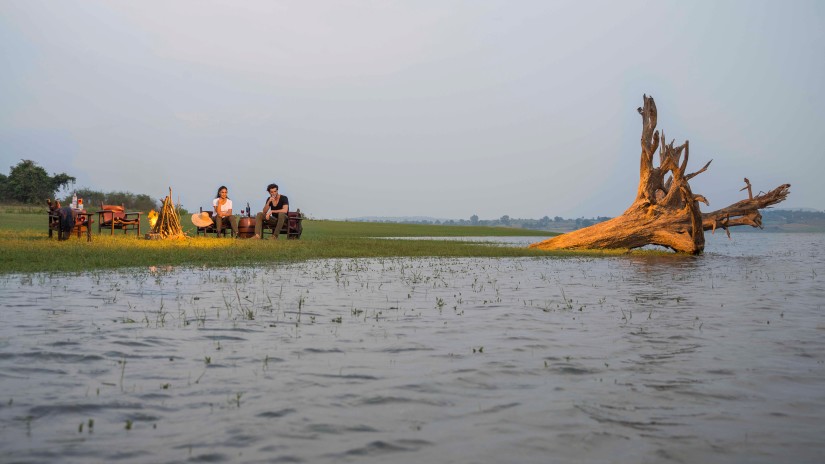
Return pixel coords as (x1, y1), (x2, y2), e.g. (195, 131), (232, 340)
(267, 183), (279, 192)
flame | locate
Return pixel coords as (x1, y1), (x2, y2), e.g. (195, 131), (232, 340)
(148, 209), (158, 228)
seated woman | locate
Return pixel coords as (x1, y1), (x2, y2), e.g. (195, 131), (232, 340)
(213, 185), (238, 237)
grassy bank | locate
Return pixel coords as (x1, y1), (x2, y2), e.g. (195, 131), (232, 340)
(0, 211), (580, 274)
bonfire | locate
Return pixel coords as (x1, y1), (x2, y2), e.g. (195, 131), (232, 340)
(147, 188), (185, 239)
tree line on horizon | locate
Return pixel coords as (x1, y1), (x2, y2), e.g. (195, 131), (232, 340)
(356, 214), (614, 230)
(62, 188), (158, 211)
(353, 209), (825, 231)
(0, 159), (157, 211)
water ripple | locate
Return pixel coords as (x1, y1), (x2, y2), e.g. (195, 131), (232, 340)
(0, 233), (823, 463)
(334, 439), (433, 458)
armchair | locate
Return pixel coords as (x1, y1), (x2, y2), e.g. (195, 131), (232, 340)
(97, 204), (141, 236)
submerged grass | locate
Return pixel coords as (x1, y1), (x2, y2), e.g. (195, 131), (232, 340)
(1, 212), (590, 273)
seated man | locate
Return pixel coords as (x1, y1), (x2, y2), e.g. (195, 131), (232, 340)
(254, 183), (289, 239)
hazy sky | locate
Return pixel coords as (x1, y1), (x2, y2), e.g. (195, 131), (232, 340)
(1, 1), (823, 220)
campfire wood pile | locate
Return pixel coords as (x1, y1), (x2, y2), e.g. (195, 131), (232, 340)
(148, 188), (185, 239)
(529, 95), (790, 254)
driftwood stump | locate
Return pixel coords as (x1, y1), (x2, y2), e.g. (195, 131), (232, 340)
(530, 95), (790, 254)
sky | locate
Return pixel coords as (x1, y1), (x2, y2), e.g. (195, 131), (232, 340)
(1, 0), (823, 220)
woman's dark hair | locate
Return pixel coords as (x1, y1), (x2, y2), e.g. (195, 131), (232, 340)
(216, 185), (229, 198)
(267, 183), (279, 192)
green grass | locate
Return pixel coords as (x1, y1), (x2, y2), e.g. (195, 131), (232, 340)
(300, 220), (552, 238)
(0, 211), (593, 274)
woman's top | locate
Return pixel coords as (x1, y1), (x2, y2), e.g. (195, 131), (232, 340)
(212, 198), (233, 217)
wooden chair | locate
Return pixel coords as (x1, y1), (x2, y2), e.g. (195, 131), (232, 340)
(97, 204), (141, 236)
(263, 211), (304, 239)
(194, 207), (233, 237)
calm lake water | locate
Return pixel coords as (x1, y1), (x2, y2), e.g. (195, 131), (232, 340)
(1, 233), (824, 463)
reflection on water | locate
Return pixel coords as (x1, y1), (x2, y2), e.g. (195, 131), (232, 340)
(1, 233), (824, 463)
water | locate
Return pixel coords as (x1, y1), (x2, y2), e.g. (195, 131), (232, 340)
(1, 233), (823, 463)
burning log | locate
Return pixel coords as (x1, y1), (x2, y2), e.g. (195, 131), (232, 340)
(529, 95), (790, 254)
(147, 188), (185, 239)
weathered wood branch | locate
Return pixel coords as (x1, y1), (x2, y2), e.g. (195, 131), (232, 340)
(702, 183), (791, 232)
(530, 95), (790, 254)
(686, 159), (712, 181)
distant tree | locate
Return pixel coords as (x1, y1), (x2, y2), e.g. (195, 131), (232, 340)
(470, 214), (479, 225)
(132, 194), (157, 211)
(579, 218), (594, 228)
(64, 188), (159, 211)
(538, 216), (551, 227)
(104, 191), (133, 207)
(554, 216), (563, 222)
(1, 160), (75, 204)
(500, 215), (511, 226)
